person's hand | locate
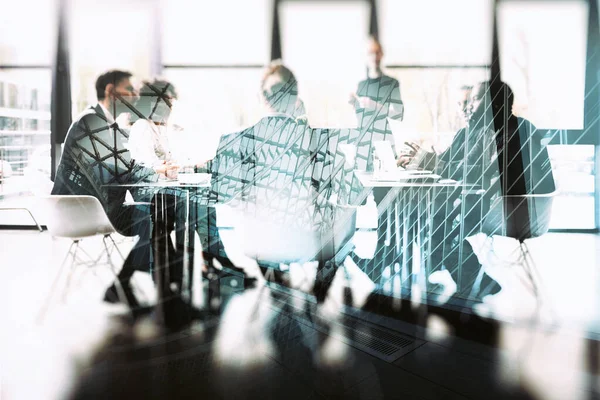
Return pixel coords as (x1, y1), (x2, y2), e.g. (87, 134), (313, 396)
(403, 141), (421, 156)
(348, 92), (359, 107)
(358, 97), (376, 109)
(165, 164), (179, 180)
(397, 155), (412, 168)
(396, 142), (420, 168)
(154, 162), (167, 175)
(154, 162), (178, 178)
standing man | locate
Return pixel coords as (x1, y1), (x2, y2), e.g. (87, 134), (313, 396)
(349, 36), (404, 168)
(348, 36), (405, 283)
(52, 70), (176, 307)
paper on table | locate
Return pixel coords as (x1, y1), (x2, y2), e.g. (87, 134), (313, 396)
(373, 140), (397, 172)
(372, 170), (440, 181)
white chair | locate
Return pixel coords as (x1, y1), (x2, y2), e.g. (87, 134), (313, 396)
(235, 198), (358, 303)
(36, 195), (131, 322)
(471, 192), (557, 321)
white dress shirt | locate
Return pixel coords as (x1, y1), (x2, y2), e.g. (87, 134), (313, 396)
(128, 119), (171, 166)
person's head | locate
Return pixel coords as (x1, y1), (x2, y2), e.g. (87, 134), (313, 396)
(95, 70), (136, 116)
(366, 36), (384, 71)
(261, 61), (298, 114)
(458, 85), (474, 121)
(470, 81), (514, 116)
(468, 81), (516, 131)
(135, 79), (178, 123)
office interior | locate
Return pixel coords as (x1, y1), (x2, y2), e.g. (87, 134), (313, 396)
(1, 0), (599, 399)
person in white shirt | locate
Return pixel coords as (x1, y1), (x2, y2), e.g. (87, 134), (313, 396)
(128, 79), (178, 167)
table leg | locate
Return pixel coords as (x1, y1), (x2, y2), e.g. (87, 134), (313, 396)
(151, 191), (172, 325)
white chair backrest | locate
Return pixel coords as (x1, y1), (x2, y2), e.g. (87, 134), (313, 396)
(483, 192), (557, 240)
(40, 195), (115, 239)
(236, 209), (356, 265)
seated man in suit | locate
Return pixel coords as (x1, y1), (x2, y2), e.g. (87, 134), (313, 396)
(52, 70), (177, 307)
(405, 81), (555, 304)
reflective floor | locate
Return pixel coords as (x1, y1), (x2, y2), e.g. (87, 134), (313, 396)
(1, 230), (599, 399)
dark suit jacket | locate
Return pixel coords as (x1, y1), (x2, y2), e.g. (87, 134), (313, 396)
(52, 104), (157, 221)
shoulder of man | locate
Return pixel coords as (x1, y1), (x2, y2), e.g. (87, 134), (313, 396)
(381, 74), (400, 85)
(73, 105), (110, 130)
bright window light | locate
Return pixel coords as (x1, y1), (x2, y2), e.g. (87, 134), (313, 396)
(280, 1), (370, 128)
(379, 0), (493, 66)
(0, 0), (55, 65)
(498, 1), (588, 129)
(161, 0), (272, 65)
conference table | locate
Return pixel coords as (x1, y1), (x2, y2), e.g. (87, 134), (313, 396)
(107, 168), (478, 324)
(353, 170), (476, 301)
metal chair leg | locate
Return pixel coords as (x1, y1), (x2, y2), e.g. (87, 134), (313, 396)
(520, 241), (557, 326)
(106, 234), (126, 261)
(61, 241), (80, 303)
(37, 241), (76, 324)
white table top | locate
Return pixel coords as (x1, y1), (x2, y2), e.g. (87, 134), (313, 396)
(354, 170), (473, 188)
(103, 179), (211, 189)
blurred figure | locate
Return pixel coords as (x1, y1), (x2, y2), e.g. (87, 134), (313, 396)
(399, 84), (475, 169)
(52, 70), (176, 307)
(348, 36), (405, 283)
(128, 79), (178, 167)
(349, 36), (404, 165)
(456, 84), (474, 129)
(208, 61), (306, 283)
(419, 81), (554, 304)
(209, 61), (353, 300)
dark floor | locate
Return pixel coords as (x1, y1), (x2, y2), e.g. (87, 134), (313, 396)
(66, 285), (532, 400)
(1, 231), (599, 400)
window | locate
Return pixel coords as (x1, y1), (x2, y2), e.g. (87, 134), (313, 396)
(0, 0), (55, 66)
(497, 0), (588, 129)
(161, 0), (273, 159)
(163, 68), (265, 161)
(547, 145), (596, 230)
(161, 0), (272, 65)
(0, 69), (51, 225)
(280, 0), (371, 128)
(0, 0), (53, 225)
(69, 0), (156, 113)
(379, 0), (493, 66)
(384, 67), (489, 147)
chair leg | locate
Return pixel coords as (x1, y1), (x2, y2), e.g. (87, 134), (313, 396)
(61, 241), (80, 303)
(520, 241), (556, 326)
(106, 234), (126, 261)
(103, 238), (133, 314)
(37, 241), (77, 324)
